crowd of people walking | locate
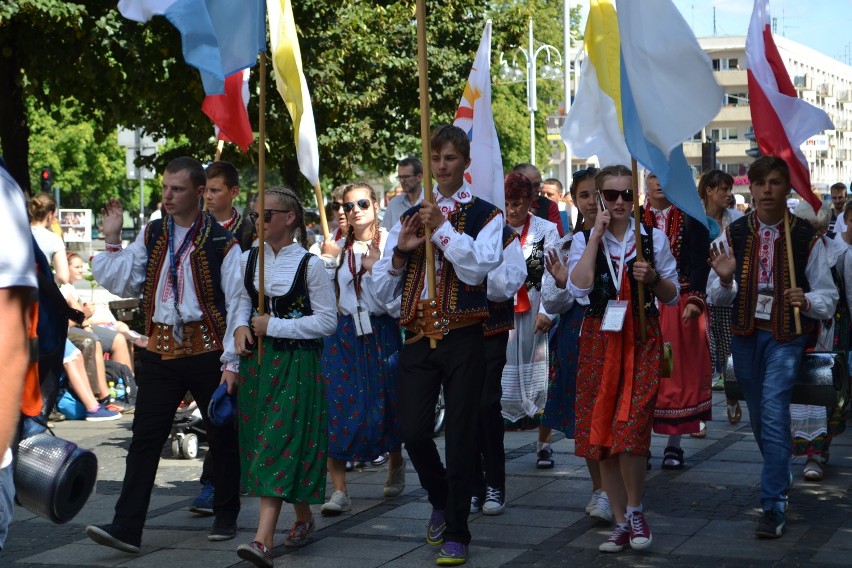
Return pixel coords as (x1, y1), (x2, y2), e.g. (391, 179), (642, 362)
(51, 132), (849, 566)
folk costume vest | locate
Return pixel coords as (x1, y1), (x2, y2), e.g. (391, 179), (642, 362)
(728, 213), (816, 343)
(244, 248), (324, 351)
(483, 226), (519, 337)
(584, 225), (659, 318)
(399, 196), (502, 326)
(143, 213), (236, 349)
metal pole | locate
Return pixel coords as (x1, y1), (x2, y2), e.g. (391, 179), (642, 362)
(528, 18), (536, 166)
(563, 0), (572, 185)
(135, 128), (144, 234)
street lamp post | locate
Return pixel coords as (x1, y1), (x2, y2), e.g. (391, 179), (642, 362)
(500, 18), (563, 166)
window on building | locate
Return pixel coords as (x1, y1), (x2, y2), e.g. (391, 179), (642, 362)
(712, 58), (720, 71)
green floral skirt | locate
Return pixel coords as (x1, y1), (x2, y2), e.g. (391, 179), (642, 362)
(237, 343), (327, 504)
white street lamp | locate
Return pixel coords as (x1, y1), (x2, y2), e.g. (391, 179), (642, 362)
(499, 18), (563, 166)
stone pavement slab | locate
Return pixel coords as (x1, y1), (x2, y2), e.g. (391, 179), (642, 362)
(6, 392), (852, 567)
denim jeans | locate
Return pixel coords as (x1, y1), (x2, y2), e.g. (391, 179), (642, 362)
(0, 459), (14, 550)
(730, 331), (805, 512)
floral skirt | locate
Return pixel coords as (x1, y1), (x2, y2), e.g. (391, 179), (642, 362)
(653, 295), (713, 434)
(574, 315), (662, 461)
(541, 303), (586, 437)
(321, 313), (402, 462)
(238, 343), (327, 504)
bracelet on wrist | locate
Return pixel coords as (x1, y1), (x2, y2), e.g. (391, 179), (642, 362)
(720, 279), (733, 289)
(648, 269), (662, 289)
(392, 245), (412, 258)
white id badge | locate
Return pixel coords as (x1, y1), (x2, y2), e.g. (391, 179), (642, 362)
(755, 293), (774, 320)
(601, 300), (628, 332)
(354, 308), (373, 336)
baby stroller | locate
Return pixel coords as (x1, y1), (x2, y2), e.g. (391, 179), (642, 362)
(169, 398), (207, 459)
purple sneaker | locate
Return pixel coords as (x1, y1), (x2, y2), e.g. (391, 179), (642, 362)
(86, 404), (120, 422)
(426, 509), (446, 545)
(436, 540), (468, 565)
(598, 524), (630, 553)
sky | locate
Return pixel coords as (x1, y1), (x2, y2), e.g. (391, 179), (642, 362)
(573, 0), (852, 65)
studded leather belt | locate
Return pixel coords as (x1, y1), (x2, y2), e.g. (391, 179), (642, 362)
(403, 300), (480, 344)
(148, 322), (221, 359)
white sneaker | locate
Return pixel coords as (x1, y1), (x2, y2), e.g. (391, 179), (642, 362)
(320, 490), (351, 516)
(589, 490), (613, 523)
(482, 486), (505, 516)
(585, 489), (602, 514)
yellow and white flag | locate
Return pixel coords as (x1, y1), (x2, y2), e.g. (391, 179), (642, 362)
(267, 0), (319, 186)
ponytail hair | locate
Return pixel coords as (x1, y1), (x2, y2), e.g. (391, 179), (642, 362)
(29, 192), (56, 222)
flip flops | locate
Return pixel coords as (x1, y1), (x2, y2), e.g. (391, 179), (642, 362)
(727, 400), (742, 425)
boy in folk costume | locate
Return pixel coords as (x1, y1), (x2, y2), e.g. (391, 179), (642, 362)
(373, 125), (503, 566)
(86, 157), (243, 552)
(709, 156), (838, 539)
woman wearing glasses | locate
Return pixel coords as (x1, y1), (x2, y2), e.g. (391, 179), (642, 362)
(309, 185), (349, 259)
(541, 167), (611, 523)
(566, 165), (679, 553)
(318, 183), (406, 517)
(232, 187), (337, 567)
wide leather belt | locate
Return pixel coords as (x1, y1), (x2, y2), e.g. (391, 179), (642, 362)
(755, 319), (773, 333)
(403, 300), (479, 344)
(148, 322), (221, 359)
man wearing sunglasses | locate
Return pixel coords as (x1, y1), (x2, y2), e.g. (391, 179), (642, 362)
(87, 157), (244, 553)
(512, 163), (565, 237)
(382, 156), (424, 231)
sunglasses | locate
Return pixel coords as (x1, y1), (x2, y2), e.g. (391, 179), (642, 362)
(343, 199), (371, 213)
(600, 189), (633, 202)
(572, 167), (599, 178)
(330, 202), (344, 212)
(249, 209), (290, 223)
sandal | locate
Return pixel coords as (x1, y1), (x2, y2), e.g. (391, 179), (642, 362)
(726, 400), (742, 425)
(284, 519), (315, 547)
(803, 459), (824, 481)
(661, 446), (685, 470)
(237, 541), (273, 568)
(689, 421), (707, 439)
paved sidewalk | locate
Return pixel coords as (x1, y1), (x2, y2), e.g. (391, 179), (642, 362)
(4, 392), (852, 567)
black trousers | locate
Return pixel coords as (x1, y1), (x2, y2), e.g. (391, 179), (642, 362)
(399, 325), (485, 545)
(472, 332), (508, 499)
(113, 350), (240, 537)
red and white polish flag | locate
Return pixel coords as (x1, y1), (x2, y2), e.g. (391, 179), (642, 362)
(202, 68), (254, 153)
(746, 0), (833, 211)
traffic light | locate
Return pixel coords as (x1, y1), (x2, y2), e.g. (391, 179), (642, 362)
(701, 142), (718, 172)
(40, 167), (53, 193)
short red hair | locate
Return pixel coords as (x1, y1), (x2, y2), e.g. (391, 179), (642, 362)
(504, 172), (533, 201)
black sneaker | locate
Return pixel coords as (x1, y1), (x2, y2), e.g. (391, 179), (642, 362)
(208, 518), (237, 541)
(85, 523), (141, 553)
(536, 447), (554, 469)
(755, 510), (786, 539)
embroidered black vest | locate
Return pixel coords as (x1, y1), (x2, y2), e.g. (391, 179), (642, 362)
(584, 226), (659, 318)
(483, 226), (518, 337)
(642, 206), (710, 298)
(244, 248), (324, 351)
(728, 213), (815, 342)
(143, 213), (235, 345)
(399, 197), (502, 325)
(229, 212), (257, 252)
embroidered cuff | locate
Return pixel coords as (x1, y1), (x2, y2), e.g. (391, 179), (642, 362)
(105, 242), (122, 253)
(430, 221), (457, 251)
(221, 361), (239, 373)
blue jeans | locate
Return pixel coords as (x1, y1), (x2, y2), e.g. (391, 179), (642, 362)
(731, 331), (805, 512)
(0, 460), (14, 550)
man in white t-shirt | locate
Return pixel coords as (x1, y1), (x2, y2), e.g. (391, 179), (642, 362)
(0, 161), (38, 550)
(381, 157), (424, 230)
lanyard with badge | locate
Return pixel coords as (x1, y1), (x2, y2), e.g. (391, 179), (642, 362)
(599, 228), (630, 332)
(167, 215), (199, 342)
(348, 241), (373, 336)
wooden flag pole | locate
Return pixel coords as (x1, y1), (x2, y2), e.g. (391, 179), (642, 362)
(631, 159), (647, 342)
(784, 209), (803, 334)
(415, 0), (438, 349)
(214, 139), (225, 161)
(257, 52), (268, 361)
(314, 182), (330, 240)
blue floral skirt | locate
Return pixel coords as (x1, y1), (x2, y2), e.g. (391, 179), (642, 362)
(541, 303), (586, 437)
(321, 313), (402, 462)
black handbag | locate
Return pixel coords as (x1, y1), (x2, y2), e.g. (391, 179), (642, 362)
(724, 352), (850, 407)
(14, 432), (98, 523)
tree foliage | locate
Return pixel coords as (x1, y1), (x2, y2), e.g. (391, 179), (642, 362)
(2, 1), (582, 206)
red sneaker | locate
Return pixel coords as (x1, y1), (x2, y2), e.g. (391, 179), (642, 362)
(628, 511), (653, 550)
(598, 525), (630, 552)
